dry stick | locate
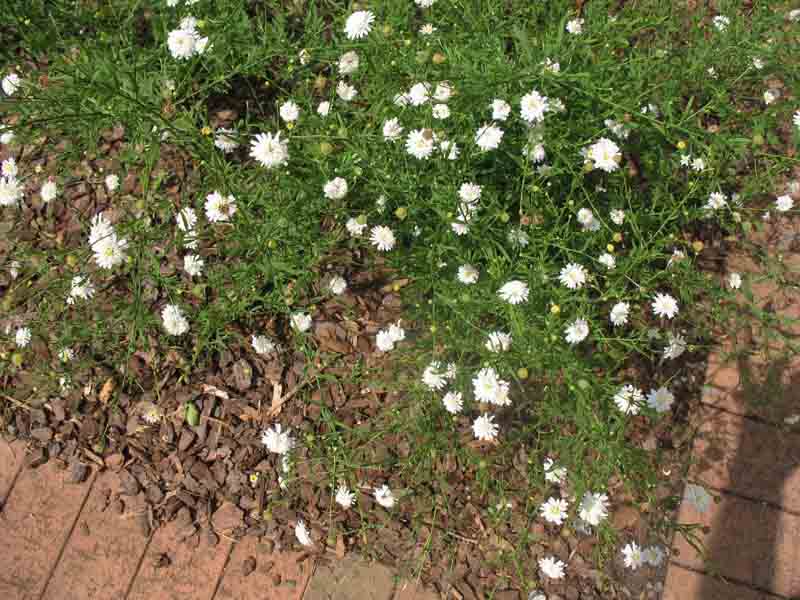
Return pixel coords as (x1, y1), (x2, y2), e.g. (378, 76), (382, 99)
(1, 393), (33, 412)
(267, 356), (338, 419)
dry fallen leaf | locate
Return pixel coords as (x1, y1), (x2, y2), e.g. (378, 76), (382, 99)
(98, 377), (115, 404)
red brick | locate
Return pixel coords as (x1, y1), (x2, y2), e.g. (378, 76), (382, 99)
(41, 471), (150, 600)
(672, 489), (800, 596)
(0, 439), (27, 500)
(127, 520), (232, 600)
(690, 407), (800, 513)
(0, 462), (95, 599)
(663, 563), (774, 600)
(214, 537), (312, 600)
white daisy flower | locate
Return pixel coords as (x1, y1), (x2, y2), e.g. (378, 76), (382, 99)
(338, 50), (360, 75)
(291, 312), (312, 332)
(336, 81), (357, 101)
(15, 327), (31, 348)
(432, 104), (450, 119)
(539, 556), (566, 579)
(712, 15), (730, 31)
(374, 484), (395, 508)
(564, 319), (589, 345)
(613, 384), (643, 415)
(262, 423), (295, 455)
(485, 331), (512, 353)
(587, 138), (621, 172)
(2, 72), (21, 96)
(405, 129), (435, 159)
(491, 99), (511, 121)
(204, 191), (237, 223)
(663, 332), (687, 360)
(370, 225), (396, 251)
(775, 195), (794, 212)
(433, 82), (453, 102)
(383, 118), (403, 141)
(566, 18), (583, 35)
(498, 280), (529, 304)
(457, 264), (479, 284)
(67, 275), (95, 305)
(176, 207), (197, 232)
(105, 174), (120, 192)
(540, 497), (569, 525)
(323, 177), (348, 200)
(214, 128), (239, 152)
(475, 123), (504, 151)
(610, 209), (626, 225)
(346, 217), (367, 236)
(598, 253), (616, 270)
(578, 492), (609, 526)
(295, 520), (313, 546)
(0, 176), (23, 207)
(520, 89), (549, 123)
(472, 413), (499, 441)
(408, 82), (431, 106)
(344, 10), (375, 40)
(251, 335), (276, 356)
(317, 101), (331, 117)
(279, 100), (300, 123)
(543, 458), (567, 484)
(422, 361), (449, 390)
(646, 386), (674, 413)
(335, 484), (355, 509)
(651, 293), (679, 319)
(250, 132), (289, 168)
(162, 304), (189, 336)
(622, 542), (644, 570)
(559, 263), (588, 289)
(183, 254), (204, 277)
(328, 275), (347, 295)
(442, 391), (463, 414)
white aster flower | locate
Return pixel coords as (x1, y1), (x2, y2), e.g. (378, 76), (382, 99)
(204, 191), (237, 223)
(475, 123), (504, 151)
(383, 118), (403, 141)
(291, 312), (312, 332)
(162, 304), (189, 336)
(335, 484), (355, 509)
(344, 10), (375, 40)
(559, 263), (588, 289)
(610, 209), (625, 225)
(388, 322), (405, 343)
(646, 386), (674, 413)
(543, 458), (567, 484)
(167, 27), (200, 59)
(0, 176), (22, 207)
(457, 264), (479, 284)
(663, 332), (687, 360)
(405, 129), (435, 159)
(566, 18), (583, 34)
(214, 128), (239, 153)
(2, 157), (17, 178)
(433, 82), (453, 102)
(376, 330), (395, 352)
(279, 100), (300, 123)
(578, 492), (609, 526)
(576, 208), (599, 231)
(439, 140), (460, 160)
(498, 280), (529, 304)
(542, 57), (560, 73)
(346, 217), (367, 236)
(338, 50), (360, 75)
(407, 82), (431, 106)
(67, 275), (95, 305)
(598, 253), (616, 270)
(262, 423), (295, 455)
(183, 254), (204, 277)
(520, 89), (549, 123)
(472, 413), (499, 441)
(564, 319), (589, 345)
(651, 293), (679, 319)
(432, 104), (450, 120)
(250, 132), (289, 169)
(540, 497), (569, 525)
(614, 384), (643, 415)
(295, 521), (313, 547)
(485, 331), (512, 353)
(323, 177), (348, 200)
(622, 542), (644, 570)
(251, 334), (276, 356)
(419, 23), (436, 35)
(374, 484), (395, 508)
(317, 101), (330, 117)
(328, 275), (347, 295)
(422, 361), (448, 390)
(15, 327), (31, 348)
(105, 174), (119, 192)
(2, 72), (21, 96)
(491, 99), (511, 121)
(587, 138), (621, 172)
(442, 391), (463, 414)
(705, 191), (728, 211)
(539, 556), (566, 580)
(336, 81), (358, 101)
(369, 225), (396, 251)
(691, 157), (705, 172)
(176, 207), (197, 232)
(775, 194), (794, 212)
(764, 89), (780, 105)
(713, 15), (730, 31)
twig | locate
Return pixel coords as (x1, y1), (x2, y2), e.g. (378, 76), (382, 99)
(266, 356), (338, 419)
(1, 393), (33, 412)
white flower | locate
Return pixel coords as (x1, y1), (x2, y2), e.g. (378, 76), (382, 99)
(790, 8), (800, 21)
(338, 50), (360, 75)
(376, 330), (395, 352)
(2, 72), (21, 96)
(176, 207), (197, 232)
(598, 253), (616, 270)
(539, 556), (566, 580)
(775, 194), (794, 212)
(374, 485), (395, 508)
(432, 104), (450, 120)
(105, 174), (119, 192)
(335, 484), (355, 509)
(524, 143), (546, 164)
(764, 89), (780, 105)
(794, 111), (800, 129)
(162, 304), (189, 336)
(298, 48), (310, 65)
(691, 157), (706, 172)
(405, 129), (435, 159)
(291, 312), (312, 332)
(204, 191), (237, 223)
(252, 335), (276, 356)
(67, 275), (95, 304)
(388, 322), (405, 343)
(369, 225), (395, 251)
(663, 332), (687, 360)
(419, 23), (436, 35)
(559, 263), (588, 289)
(610, 209), (625, 225)
(528, 594), (546, 600)
(422, 361), (448, 390)
(705, 192), (728, 211)
(684, 483), (712, 513)
(485, 331), (512, 353)
(336, 80), (358, 101)
(564, 319), (589, 345)
(323, 177), (348, 200)
(713, 15), (730, 31)
(457, 264), (479, 284)
(250, 132), (289, 169)
(472, 413), (499, 441)
(383, 118), (403, 141)
(458, 182), (482, 203)
(613, 384), (643, 416)
(578, 492), (609, 526)
(346, 217), (367, 236)
(652, 293), (679, 319)
(622, 542), (644, 570)
(415, 0), (437, 7)
(0, 128), (15, 145)
(167, 27), (200, 59)
(543, 458), (567, 484)
(647, 386), (674, 413)
(752, 57), (765, 70)
(475, 123), (504, 151)
(214, 128), (238, 152)
(507, 227), (527, 246)
(442, 391), (463, 414)
(295, 521), (313, 547)
(0, 176), (22, 207)
(587, 138), (621, 172)
(439, 140), (460, 160)
(498, 280), (529, 304)
(540, 497), (569, 525)
(262, 423), (295, 455)
(520, 90), (549, 123)
(2, 157), (17, 178)
(407, 82), (431, 106)
(542, 57), (560, 73)
(183, 254), (204, 277)
(328, 275), (347, 295)
(605, 119), (630, 140)
(8, 260), (20, 279)
(491, 99), (511, 121)
(566, 18), (583, 34)
(609, 301), (630, 326)
(317, 101), (331, 117)
(576, 208), (599, 231)
(344, 10), (375, 40)
(93, 235), (129, 270)
(279, 100), (300, 123)
(472, 367), (510, 406)
(643, 546), (666, 567)
(15, 327), (31, 348)
(433, 82), (452, 102)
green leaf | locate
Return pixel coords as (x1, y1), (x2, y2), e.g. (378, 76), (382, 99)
(185, 402), (200, 427)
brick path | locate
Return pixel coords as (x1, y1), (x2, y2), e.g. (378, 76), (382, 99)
(0, 451), (435, 600)
(663, 219), (800, 600)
